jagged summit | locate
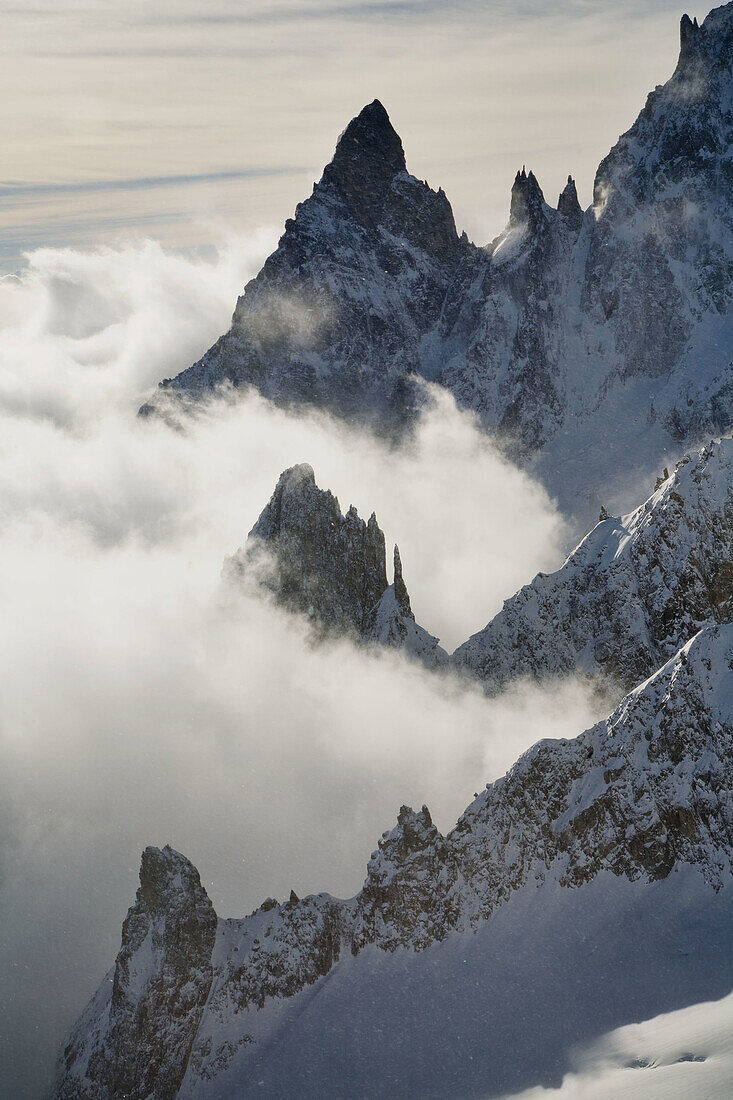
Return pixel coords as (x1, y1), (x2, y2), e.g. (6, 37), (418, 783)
(138, 843), (200, 909)
(146, 97), (466, 432)
(595, 1), (733, 209)
(678, 3), (733, 69)
(233, 463), (387, 636)
(225, 464), (447, 666)
(321, 99), (407, 225)
(509, 167), (547, 228)
(557, 174), (582, 228)
(680, 12), (702, 60)
(54, 844), (217, 1100)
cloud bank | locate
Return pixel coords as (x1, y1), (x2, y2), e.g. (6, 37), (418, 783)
(0, 238), (609, 1098)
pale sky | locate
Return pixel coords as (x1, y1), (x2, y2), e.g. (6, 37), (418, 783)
(0, 1), (708, 268)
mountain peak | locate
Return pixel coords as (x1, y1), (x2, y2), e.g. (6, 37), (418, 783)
(226, 467), (446, 666)
(678, 3), (733, 72)
(392, 544), (413, 618)
(237, 463), (388, 636)
(679, 11), (705, 65)
(138, 844), (206, 913)
(510, 167), (547, 228)
(557, 174), (582, 229)
(321, 99), (406, 223)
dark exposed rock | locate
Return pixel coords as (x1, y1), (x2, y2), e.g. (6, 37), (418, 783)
(54, 846), (217, 1100)
(557, 175), (582, 229)
(391, 545), (412, 617)
(147, 102), (467, 436)
(230, 462), (387, 637)
(321, 99), (407, 230)
(225, 463), (447, 666)
(509, 167), (548, 231)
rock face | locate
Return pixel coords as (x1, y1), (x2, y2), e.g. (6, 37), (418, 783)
(53, 624), (733, 1098)
(54, 846), (217, 1100)
(145, 99), (468, 435)
(454, 438), (733, 691)
(142, 5), (733, 522)
(225, 463), (447, 666)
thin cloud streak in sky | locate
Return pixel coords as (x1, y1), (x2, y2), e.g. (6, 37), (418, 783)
(0, 167), (303, 198)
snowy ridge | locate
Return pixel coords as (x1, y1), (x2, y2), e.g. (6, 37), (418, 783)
(142, 5), (733, 523)
(225, 462), (447, 667)
(453, 437), (733, 691)
(53, 623), (733, 1098)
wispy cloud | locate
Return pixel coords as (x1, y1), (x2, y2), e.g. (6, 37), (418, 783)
(0, 167), (302, 199)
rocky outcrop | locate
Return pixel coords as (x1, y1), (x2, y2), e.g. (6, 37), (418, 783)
(225, 463), (447, 666)
(54, 624), (733, 1096)
(142, 99), (470, 434)
(54, 846), (217, 1100)
(557, 175), (582, 230)
(142, 5), (733, 523)
(453, 438), (733, 691)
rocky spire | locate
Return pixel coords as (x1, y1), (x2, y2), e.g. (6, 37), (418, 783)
(392, 544), (414, 619)
(557, 175), (582, 230)
(233, 463), (387, 637)
(679, 13), (702, 63)
(320, 99), (407, 228)
(676, 5), (733, 75)
(509, 167), (547, 230)
(226, 466), (447, 667)
(54, 846), (218, 1100)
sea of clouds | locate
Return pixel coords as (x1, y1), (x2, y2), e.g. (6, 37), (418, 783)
(0, 235), (614, 1098)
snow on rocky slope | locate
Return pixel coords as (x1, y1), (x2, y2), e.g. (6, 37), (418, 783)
(52, 622), (733, 1098)
(141, 98), (469, 436)
(454, 436), (733, 692)
(224, 462), (447, 667)
(142, 4), (733, 522)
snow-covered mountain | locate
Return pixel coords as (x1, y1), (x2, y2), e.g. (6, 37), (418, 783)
(231, 440), (731, 694)
(454, 437), (733, 691)
(225, 463), (447, 667)
(53, 623), (733, 1099)
(49, 8), (733, 1098)
(142, 4), (733, 522)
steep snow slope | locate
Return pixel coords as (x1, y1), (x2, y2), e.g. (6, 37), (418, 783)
(143, 5), (733, 523)
(184, 873), (733, 1100)
(511, 988), (733, 1100)
(454, 437), (733, 691)
(225, 462), (447, 667)
(53, 623), (733, 1099)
